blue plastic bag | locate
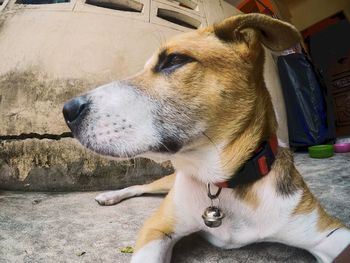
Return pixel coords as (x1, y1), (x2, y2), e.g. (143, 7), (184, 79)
(277, 53), (335, 148)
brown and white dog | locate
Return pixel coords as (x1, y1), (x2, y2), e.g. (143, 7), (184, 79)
(63, 14), (350, 263)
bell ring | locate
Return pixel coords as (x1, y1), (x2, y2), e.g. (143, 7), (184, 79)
(202, 206), (225, 228)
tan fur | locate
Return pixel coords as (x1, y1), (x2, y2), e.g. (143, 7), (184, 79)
(293, 185), (344, 232)
(293, 185), (319, 216)
(234, 185), (259, 209)
(272, 148), (343, 232)
(132, 19), (278, 182)
(317, 206), (344, 232)
(134, 189), (176, 252)
(139, 173), (175, 194)
(272, 148), (304, 195)
(213, 14), (301, 51)
(286, 159), (344, 232)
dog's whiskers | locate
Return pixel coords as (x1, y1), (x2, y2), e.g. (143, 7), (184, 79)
(158, 141), (172, 153)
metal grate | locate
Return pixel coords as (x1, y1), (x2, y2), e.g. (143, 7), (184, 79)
(166, 0), (197, 10)
(85, 0), (143, 12)
(16, 0), (69, 4)
(157, 8), (200, 29)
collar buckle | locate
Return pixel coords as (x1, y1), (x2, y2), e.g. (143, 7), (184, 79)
(215, 135), (278, 189)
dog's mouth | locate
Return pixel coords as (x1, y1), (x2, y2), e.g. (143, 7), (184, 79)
(67, 114), (203, 160)
(149, 136), (183, 154)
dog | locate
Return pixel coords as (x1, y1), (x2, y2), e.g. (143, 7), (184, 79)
(63, 14), (350, 263)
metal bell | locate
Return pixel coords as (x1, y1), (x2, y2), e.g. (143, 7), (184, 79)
(202, 206), (225, 228)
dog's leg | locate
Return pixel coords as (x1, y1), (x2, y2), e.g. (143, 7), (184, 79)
(95, 173), (175, 205)
(131, 188), (192, 263)
(286, 182), (350, 263)
(310, 227), (350, 263)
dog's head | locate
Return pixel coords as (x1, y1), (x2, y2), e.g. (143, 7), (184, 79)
(63, 14), (300, 160)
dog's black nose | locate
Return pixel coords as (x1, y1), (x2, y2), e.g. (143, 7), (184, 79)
(63, 97), (88, 123)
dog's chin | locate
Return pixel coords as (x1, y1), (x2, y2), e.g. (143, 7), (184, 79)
(73, 133), (182, 161)
(86, 147), (136, 160)
(71, 134), (134, 159)
(83, 144), (176, 163)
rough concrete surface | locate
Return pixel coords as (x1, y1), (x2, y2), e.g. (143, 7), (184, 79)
(0, 152), (349, 263)
(0, 138), (172, 191)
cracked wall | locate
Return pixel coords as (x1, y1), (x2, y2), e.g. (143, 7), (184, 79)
(0, 138), (172, 191)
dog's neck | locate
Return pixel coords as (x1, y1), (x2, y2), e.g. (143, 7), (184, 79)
(172, 81), (277, 185)
(220, 84), (277, 178)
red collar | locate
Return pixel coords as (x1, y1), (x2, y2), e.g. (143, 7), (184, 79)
(215, 135), (278, 188)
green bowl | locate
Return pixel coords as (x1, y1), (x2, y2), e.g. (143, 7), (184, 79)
(308, 145), (334, 159)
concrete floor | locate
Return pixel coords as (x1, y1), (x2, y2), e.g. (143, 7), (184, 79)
(1, 153), (349, 263)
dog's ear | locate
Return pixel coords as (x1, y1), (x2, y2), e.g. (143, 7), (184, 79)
(214, 14), (301, 51)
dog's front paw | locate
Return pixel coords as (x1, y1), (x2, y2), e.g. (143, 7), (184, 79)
(95, 190), (125, 206)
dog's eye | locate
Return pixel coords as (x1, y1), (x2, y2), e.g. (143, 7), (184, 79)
(165, 54), (189, 67)
(155, 52), (195, 73)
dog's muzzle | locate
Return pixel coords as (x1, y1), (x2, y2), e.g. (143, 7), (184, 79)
(61, 82), (194, 158)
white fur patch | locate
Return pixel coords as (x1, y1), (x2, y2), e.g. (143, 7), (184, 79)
(95, 186), (144, 205)
(310, 228), (350, 263)
(172, 143), (227, 184)
(131, 239), (174, 263)
(172, 169), (306, 249)
(79, 82), (160, 157)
